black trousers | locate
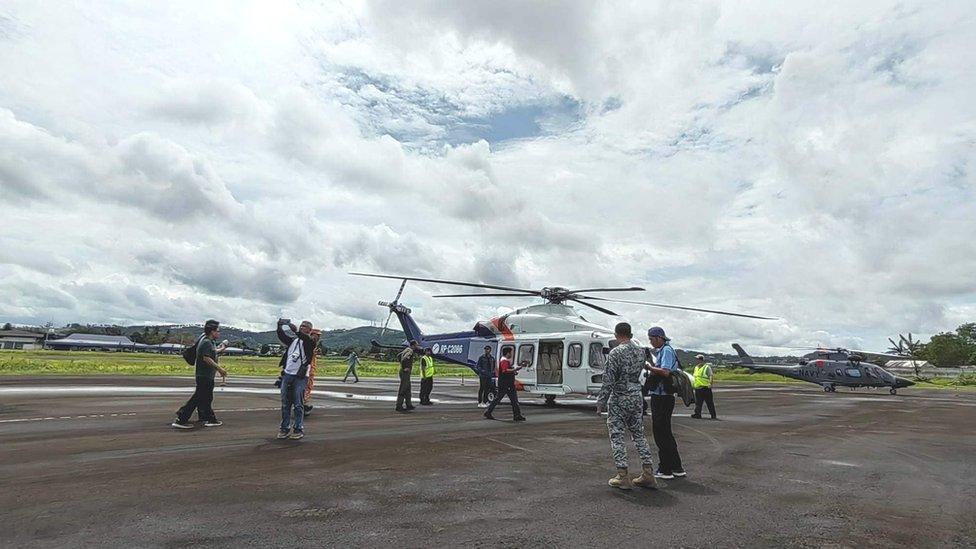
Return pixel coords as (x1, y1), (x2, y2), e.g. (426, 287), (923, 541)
(478, 375), (493, 404)
(650, 394), (683, 474)
(485, 376), (521, 418)
(420, 377), (434, 404)
(395, 368), (413, 410)
(177, 376), (217, 423)
(694, 387), (716, 418)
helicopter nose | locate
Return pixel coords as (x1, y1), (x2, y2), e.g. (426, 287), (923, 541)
(895, 377), (915, 388)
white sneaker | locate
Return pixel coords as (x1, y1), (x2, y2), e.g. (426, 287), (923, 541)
(171, 421), (193, 430)
(277, 430), (290, 439)
(478, 403), (487, 408)
(203, 420), (222, 427)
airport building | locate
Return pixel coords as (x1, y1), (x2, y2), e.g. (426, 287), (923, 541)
(0, 329), (45, 350)
(46, 333), (137, 351)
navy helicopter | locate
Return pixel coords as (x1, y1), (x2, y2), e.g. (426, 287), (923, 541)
(732, 343), (915, 394)
(351, 272), (775, 404)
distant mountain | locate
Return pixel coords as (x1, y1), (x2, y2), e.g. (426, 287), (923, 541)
(34, 323), (797, 363)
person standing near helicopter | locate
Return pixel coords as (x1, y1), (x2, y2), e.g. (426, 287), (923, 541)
(484, 347), (526, 421)
(596, 322), (657, 490)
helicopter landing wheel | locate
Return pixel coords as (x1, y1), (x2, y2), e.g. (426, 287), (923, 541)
(823, 386), (831, 392)
(544, 395), (557, 407)
(890, 388), (897, 395)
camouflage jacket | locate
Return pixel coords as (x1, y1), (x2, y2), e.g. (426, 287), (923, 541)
(597, 340), (645, 406)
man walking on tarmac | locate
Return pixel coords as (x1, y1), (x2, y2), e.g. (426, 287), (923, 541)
(395, 340), (422, 412)
(647, 326), (686, 479)
(691, 354), (717, 419)
(419, 347), (435, 405)
(476, 345), (495, 408)
(596, 322), (657, 490)
(173, 319), (227, 429)
(343, 351), (360, 383)
(484, 347), (526, 421)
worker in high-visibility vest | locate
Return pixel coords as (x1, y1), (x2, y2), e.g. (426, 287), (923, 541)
(419, 347), (436, 405)
(690, 354), (717, 419)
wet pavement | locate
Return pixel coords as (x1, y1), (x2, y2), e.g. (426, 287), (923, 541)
(1, 376), (974, 547)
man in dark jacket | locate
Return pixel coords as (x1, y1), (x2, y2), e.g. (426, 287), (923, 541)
(395, 340), (422, 412)
(276, 319), (315, 439)
(476, 345), (495, 408)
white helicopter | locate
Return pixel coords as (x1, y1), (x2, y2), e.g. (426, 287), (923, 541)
(351, 272), (775, 405)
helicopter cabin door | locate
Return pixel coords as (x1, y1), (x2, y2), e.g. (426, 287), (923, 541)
(561, 341), (588, 392)
(537, 340), (564, 385)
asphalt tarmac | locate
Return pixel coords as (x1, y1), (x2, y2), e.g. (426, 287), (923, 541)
(1, 376), (974, 548)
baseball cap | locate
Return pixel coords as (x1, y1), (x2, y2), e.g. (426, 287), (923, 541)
(647, 326), (670, 341)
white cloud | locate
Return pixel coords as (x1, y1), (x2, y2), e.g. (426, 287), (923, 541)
(0, 1), (973, 353)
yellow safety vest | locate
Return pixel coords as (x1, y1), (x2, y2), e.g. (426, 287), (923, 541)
(420, 356), (435, 378)
(693, 363), (712, 388)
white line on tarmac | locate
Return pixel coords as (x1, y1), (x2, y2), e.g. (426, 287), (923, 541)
(0, 385), (468, 405)
(0, 412), (139, 424)
(485, 437), (533, 452)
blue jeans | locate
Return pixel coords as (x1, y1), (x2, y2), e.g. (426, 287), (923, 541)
(280, 373), (308, 432)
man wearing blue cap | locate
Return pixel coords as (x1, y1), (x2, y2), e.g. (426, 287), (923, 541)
(646, 326), (685, 479)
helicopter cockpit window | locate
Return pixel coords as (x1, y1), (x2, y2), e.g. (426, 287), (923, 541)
(568, 343), (583, 368)
(845, 368), (862, 378)
(517, 344), (535, 368)
(589, 343), (606, 369)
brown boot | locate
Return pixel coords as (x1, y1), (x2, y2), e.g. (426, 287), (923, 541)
(633, 464), (658, 489)
(608, 468), (633, 490)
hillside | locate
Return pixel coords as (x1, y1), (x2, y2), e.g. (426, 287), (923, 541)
(49, 323), (406, 351)
(23, 323), (798, 362)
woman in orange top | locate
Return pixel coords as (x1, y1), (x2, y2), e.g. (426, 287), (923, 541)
(303, 329), (322, 415)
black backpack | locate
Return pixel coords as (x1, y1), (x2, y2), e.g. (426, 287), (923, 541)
(182, 336), (204, 366)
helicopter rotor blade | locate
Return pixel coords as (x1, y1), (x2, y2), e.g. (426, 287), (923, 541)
(567, 298), (619, 316)
(567, 287), (645, 294)
(379, 309), (394, 340)
(349, 272), (537, 295)
(578, 296), (777, 320)
(432, 292), (542, 298)
(392, 279), (407, 303)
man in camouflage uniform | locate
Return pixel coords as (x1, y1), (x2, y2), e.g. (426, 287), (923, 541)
(596, 322), (657, 490)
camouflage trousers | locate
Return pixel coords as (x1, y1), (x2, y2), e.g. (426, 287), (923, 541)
(607, 393), (655, 469)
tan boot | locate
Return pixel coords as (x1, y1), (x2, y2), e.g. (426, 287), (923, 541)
(633, 464), (658, 489)
(608, 468), (633, 490)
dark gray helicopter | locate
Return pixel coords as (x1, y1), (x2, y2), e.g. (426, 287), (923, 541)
(732, 344), (915, 394)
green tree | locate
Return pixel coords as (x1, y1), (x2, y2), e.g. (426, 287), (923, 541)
(2, 323), (12, 330)
(919, 332), (973, 367)
(956, 323), (976, 345)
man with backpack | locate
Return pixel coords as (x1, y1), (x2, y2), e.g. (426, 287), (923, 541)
(172, 319), (227, 429)
(276, 319), (316, 440)
(646, 326), (686, 479)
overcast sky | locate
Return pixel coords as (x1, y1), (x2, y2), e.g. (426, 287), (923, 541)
(1, 1), (974, 353)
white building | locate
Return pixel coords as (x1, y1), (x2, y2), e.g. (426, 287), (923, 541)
(0, 329), (45, 350)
